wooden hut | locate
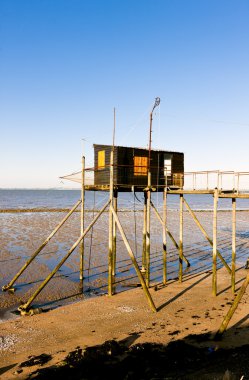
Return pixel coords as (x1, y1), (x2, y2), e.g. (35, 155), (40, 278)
(94, 144), (184, 191)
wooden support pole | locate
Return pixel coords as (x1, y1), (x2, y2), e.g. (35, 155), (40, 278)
(232, 197), (236, 293)
(183, 197), (231, 274)
(163, 187), (167, 285)
(179, 194), (183, 282)
(150, 201), (190, 267)
(108, 151), (114, 296)
(142, 191), (147, 272)
(18, 200), (111, 313)
(80, 156), (85, 282)
(213, 188), (218, 296)
(2, 199), (82, 292)
(110, 205), (157, 313)
(216, 273), (249, 337)
(112, 189), (118, 291)
(146, 172), (151, 287)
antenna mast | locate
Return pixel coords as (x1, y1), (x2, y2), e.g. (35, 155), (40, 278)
(148, 97), (160, 168)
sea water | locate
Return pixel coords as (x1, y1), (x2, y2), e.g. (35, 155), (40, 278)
(1, 189), (249, 210)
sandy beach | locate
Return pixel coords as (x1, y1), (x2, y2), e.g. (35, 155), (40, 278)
(0, 209), (249, 378)
(0, 265), (249, 379)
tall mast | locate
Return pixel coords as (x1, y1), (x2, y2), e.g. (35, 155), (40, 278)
(148, 97), (160, 169)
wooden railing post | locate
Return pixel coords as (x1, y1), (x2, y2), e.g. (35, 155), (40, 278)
(179, 194), (183, 282)
(163, 187), (167, 285)
(212, 188), (218, 296)
(232, 197), (236, 293)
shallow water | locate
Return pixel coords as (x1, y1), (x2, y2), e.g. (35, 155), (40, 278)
(1, 191), (249, 317)
(1, 189), (249, 210)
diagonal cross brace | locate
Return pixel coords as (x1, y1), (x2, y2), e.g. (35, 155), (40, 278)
(110, 204), (157, 313)
(150, 201), (190, 267)
(2, 199), (82, 292)
(18, 199), (110, 313)
(183, 197), (231, 274)
(216, 272), (249, 336)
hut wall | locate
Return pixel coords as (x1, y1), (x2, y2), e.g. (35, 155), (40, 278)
(93, 144), (184, 189)
(172, 152), (184, 187)
(94, 145), (118, 185)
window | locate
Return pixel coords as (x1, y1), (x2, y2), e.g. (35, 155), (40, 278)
(134, 156), (148, 176)
(164, 154), (172, 177)
(98, 150), (105, 169)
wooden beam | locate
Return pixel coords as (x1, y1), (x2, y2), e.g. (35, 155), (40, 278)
(108, 151), (114, 296)
(232, 198), (236, 293)
(183, 197), (231, 274)
(163, 188), (167, 284)
(150, 201), (190, 267)
(80, 156), (85, 282)
(18, 200), (111, 313)
(216, 273), (249, 337)
(142, 191), (147, 272)
(146, 172), (151, 287)
(213, 188), (218, 296)
(179, 194), (183, 282)
(110, 204), (157, 313)
(2, 199), (82, 292)
(219, 193), (249, 199)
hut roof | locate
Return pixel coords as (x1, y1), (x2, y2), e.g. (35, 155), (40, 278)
(93, 144), (183, 154)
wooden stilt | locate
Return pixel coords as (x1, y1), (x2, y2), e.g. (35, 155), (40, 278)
(179, 194), (183, 282)
(163, 187), (167, 285)
(216, 272), (249, 337)
(150, 201), (190, 267)
(232, 197), (236, 293)
(213, 188), (218, 296)
(110, 205), (157, 313)
(142, 191), (147, 272)
(80, 156), (85, 282)
(18, 200), (111, 313)
(108, 151), (114, 296)
(2, 199), (81, 292)
(146, 172), (151, 287)
(112, 189), (118, 292)
(183, 197), (231, 274)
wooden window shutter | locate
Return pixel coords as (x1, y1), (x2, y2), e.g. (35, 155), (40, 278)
(134, 156), (148, 176)
(98, 150), (105, 169)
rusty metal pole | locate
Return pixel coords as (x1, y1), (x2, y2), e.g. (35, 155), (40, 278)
(142, 191), (147, 273)
(146, 172), (151, 287)
(146, 97), (160, 286)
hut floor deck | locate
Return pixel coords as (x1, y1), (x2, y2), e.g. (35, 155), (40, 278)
(0, 265), (249, 379)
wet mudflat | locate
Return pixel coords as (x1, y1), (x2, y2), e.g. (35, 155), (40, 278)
(1, 209), (249, 315)
(1, 207), (249, 378)
(0, 261), (249, 379)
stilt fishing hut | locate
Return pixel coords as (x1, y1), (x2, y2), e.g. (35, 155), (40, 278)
(2, 97), (188, 316)
(93, 144), (184, 191)
(5, 96), (249, 338)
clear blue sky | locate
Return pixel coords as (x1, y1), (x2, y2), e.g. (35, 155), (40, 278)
(0, 0), (248, 188)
